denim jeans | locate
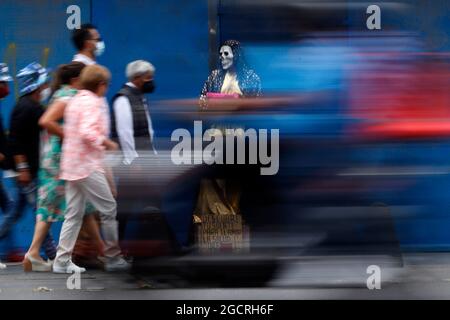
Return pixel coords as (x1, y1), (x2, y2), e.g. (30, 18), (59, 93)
(0, 179), (57, 260)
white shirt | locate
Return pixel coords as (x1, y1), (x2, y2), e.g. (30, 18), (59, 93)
(73, 53), (96, 66)
(113, 82), (156, 165)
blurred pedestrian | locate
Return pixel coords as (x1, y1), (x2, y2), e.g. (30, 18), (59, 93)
(0, 63), (15, 270)
(110, 60), (158, 239)
(72, 24), (105, 66)
(71, 23), (111, 266)
(111, 60), (156, 164)
(2, 63), (57, 264)
(53, 65), (128, 273)
(23, 62), (104, 272)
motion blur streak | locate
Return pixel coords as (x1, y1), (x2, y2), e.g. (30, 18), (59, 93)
(118, 1), (450, 291)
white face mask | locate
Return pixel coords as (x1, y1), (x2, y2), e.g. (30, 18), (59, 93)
(95, 41), (105, 57)
(40, 88), (51, 103)
(220, 45), (234, 70)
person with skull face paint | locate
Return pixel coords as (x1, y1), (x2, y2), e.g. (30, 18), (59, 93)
(195, 40), (262, 218)
(0, 63), (57, 264)
(200, 40), (261, 109)
(0, 64), (15, 270)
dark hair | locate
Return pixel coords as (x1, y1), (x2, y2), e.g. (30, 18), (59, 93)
(50, 62), (86, 94)
(71, 23), (97, 51)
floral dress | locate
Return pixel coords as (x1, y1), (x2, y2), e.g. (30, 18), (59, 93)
(36, 86), (95, 222)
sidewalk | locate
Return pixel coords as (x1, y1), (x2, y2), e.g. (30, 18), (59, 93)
(0, 263), (141, 300)
(1, 253), (450, 299)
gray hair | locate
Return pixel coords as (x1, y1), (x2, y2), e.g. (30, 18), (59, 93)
(126, 60), (155, 80)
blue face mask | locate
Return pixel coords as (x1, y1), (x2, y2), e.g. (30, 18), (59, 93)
(95, 41), (105, 57)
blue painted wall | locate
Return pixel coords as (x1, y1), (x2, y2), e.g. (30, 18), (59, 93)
(3, 0), (450, 255)
(0, 0), (92, 122)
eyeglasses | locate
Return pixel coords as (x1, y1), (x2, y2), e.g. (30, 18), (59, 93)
(90, 37), (103, 42)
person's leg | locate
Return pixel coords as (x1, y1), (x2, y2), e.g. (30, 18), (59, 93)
(81, 171), (121, 259)
(54, 180), (86, 267)
(0, 185), (26, 240)
(0, 181), (15, 245)
(82, 214), (104, 256)
(26, 219), (51, 261)
(114, 165), (129, 241)
(23, 220), (55, 272)
(0, 180), (13, 268)
(42, 232), (57, 260)
(23, 181), (57, 261)
(0, 181), (15, 219)
(116, 181), (128, 241)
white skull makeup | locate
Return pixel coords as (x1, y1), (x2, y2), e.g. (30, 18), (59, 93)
(220, 45), (234, 70)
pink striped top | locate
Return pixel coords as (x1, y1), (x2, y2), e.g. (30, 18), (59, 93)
(60, 90), (108, 181)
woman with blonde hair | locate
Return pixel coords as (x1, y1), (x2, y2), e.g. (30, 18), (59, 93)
(23, 62), (104, 272)
(53, 65), (128, 273)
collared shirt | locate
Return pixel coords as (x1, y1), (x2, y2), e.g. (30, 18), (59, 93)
(113, 82), (156, 165)
(72, 53), (96, 66)
(60, 90), (108, 181)
(72, 53), (111, 133)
